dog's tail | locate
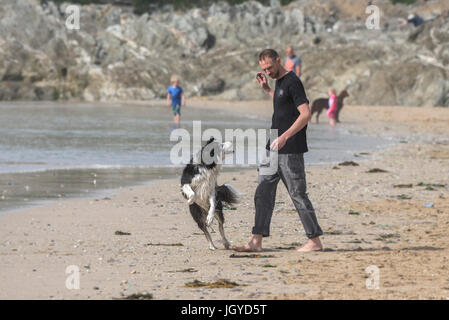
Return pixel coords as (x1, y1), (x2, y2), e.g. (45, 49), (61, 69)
(216, 183), (240, 206)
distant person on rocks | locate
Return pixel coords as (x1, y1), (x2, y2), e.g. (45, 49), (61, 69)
(284, 45), (302, 78)
(398, 13), (425, 28)
(167, 75), (186, 125)
(327, 87), (338, 127)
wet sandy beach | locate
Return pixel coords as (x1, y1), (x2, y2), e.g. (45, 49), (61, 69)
(0, 101), (448, 299)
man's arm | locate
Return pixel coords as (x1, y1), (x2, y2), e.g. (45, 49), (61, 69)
(270, 103), (311, 150)
(398, 18), (407, 28)
(295, 65), (301, 78)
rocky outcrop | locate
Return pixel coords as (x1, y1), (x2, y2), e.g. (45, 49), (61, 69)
(0, 0), (448, 106)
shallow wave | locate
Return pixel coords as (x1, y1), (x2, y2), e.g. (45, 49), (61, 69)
(0, 163), (187, 175)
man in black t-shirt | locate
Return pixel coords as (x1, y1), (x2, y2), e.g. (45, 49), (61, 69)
(233, 49), (323, 253)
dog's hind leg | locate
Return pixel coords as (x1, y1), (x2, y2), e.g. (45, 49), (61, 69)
(199, 222), (217, 250)
(336, 107), (342, 123)
(204, 228), (217, 251)
(190, 203), (217, 250)
(215, 205), (230, 249)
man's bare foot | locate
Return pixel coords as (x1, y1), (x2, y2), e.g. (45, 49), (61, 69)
(296, 237), (323, 252)
(232, 235), (263, 252)
(231, 243), (262, 252)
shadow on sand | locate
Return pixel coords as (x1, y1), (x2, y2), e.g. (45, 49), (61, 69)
(235, 245), (446, 254)
(322, 246), (444, 253)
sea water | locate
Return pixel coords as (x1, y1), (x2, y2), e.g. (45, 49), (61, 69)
(0, 101), (391, 213)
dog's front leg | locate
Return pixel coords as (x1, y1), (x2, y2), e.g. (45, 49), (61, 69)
(206, 192), (216, 226)
(181, 184), (195, 205)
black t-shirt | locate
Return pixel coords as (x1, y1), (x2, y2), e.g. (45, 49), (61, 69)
(267, 71), (309, 154)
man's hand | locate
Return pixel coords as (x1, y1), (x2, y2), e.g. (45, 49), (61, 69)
(270, 134), (288, 151)
(256, 72), (272, 95)
(271, 103), (311, 151)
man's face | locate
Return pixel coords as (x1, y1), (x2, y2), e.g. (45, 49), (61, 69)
(285, 47), (293, 58)
(259, 57), (281, 79)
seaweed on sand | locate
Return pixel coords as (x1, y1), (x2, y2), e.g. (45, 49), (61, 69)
(120, 293), (153, 300)
(115, 231), (131, 235)
(393, 184), (413, 188)
(144, 242), (183, 246)
(229, 253), (275, 258)
(366, 168), (388, 173)
(338, 161), (359, 166)
(375, 233), (400, 241)
(167, 268), (197, 273)
(417, 182), (446, 188)
(325, 230), (357, 235)
(183, 279), (245, 288)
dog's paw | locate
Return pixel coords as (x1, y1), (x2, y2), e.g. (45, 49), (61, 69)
(208, 244), (217, 251)
(206, 214), (214, 226)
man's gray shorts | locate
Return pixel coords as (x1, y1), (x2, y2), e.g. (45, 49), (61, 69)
(252, 152), (323, 239)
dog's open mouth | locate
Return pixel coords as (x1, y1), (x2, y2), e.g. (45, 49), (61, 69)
(221, 141), (234, 155)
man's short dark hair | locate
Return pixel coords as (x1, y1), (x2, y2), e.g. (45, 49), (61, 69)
(259, 49), (279, 62)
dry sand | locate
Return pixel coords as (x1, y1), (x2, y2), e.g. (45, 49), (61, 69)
(0, 101), (448, 300)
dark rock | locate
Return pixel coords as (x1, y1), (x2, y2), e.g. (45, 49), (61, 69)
(338, 161), (359, 166)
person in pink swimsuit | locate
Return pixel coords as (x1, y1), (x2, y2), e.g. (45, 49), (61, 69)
(327, 88), (338, 126)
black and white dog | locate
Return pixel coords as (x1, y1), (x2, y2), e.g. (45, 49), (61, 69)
(181, 137), (240, 250)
